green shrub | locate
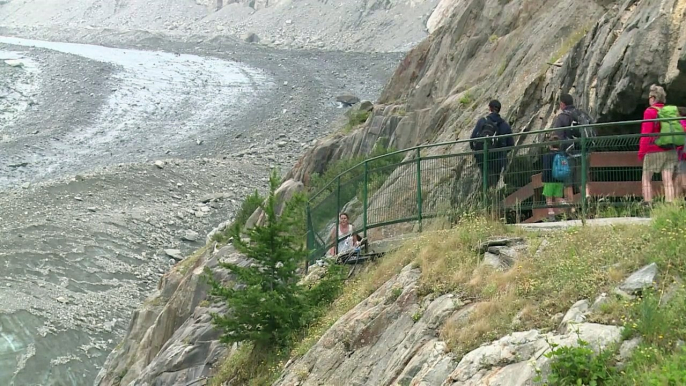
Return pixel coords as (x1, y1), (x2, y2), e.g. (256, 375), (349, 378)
(459, 90), (473, 106)
(206, 170), (346, 351)
(206, 171), (311, 349)
(343, 110), (371, 133)
(639, 347), (686, 385)
(621, 288), (686, 351)
(537, 336), (616, 385)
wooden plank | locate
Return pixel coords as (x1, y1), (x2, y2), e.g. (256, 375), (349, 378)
(589, 151), (642, 168)
(503, 173), (543, 207)
(587, 181), (663, 197)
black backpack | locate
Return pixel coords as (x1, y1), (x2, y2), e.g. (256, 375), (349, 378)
(564, 109), (597, 141)
(473, 117), (500, 150)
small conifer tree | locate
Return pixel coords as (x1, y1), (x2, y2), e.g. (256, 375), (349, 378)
(206, 170), (310, 349)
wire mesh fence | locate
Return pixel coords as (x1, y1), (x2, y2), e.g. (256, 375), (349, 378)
(306, 117), (686, 262)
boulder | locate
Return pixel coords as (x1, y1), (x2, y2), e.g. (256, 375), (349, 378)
(181, 230), (200, 242)
(618, 263), (658, 295)
(164, 249), (184, 261)
(446, 323), (623, 385)
(358, 100), (374, 112)
(245, 179), (304, 229)
(559, 299), (590, 333)
(241, 32), (260, 43)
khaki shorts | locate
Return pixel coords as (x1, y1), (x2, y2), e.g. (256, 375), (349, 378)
(643, 151), (678, 175)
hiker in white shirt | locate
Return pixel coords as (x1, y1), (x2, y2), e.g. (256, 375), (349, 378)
(329, 212), (357, 255)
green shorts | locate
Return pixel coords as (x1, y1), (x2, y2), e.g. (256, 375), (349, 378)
(543, 182), (564, 198)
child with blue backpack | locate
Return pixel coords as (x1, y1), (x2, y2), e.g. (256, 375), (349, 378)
(542, 135), (571, 221)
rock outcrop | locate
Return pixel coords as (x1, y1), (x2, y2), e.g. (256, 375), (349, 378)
(274, 261), (627, 386)
(95, 245), (247, 386)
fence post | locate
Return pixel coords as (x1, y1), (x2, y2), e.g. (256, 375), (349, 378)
(363, 161), (368, 241)
(305, 203), (312, 273)
(580, 132), (588, 224)
(335, 176), (341, 255)
(416, 148), (423, 232)
(482, 140), (489, 207)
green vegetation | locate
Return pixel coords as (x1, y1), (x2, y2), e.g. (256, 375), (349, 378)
(211, 189), (264, 244)
(548, 26), (591, 64)
(458, 90), (473, 106)
(207, 171), (346, 385)
(343, 109), (371, 133)
(540, 284), (686, 385)
(210, 197), (686, 385)
(537, 336), (617, 385)
(489, 34), (499, 43)
(497, 59), (508, 76)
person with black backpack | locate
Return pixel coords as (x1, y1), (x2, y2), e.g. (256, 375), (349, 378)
(552, 93), (595, 198)
(470, 100), (514, 189)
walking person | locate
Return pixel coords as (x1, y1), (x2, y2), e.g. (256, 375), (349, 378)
(638, 85), (678, 205)
(639, 85), (680, 204)
(541, 135), (571, 221)
(552, 93), (594, 198)
(470, 100), (514, 189)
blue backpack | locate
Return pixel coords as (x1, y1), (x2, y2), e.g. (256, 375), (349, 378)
(552, 152), (571, 181)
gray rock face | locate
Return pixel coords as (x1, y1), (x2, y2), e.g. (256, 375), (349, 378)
(274, 264), (461, 386)
(95, 245), (249, 386)
(275, 262), (625, 386)
(285, 0), (686, 210)
(244, 178), (304, 229)
(618, 263), (658, 294)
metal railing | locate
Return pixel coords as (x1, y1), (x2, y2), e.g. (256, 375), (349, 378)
(306, 117), (686, 261)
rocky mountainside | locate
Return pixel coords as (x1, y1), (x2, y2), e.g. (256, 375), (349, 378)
(0, 0), (439, 52)
(288, 0), (686, 192)
(273, 233), (662, 386)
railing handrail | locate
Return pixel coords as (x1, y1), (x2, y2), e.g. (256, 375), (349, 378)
(305, 116), (686, 264)
(308, 116), (686, 202)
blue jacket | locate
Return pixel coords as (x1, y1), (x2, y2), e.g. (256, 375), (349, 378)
(469, 113), (514, 151)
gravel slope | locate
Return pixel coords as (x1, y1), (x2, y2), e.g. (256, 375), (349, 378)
(0, 33), (400, 385)
(0, 0), (438, 52)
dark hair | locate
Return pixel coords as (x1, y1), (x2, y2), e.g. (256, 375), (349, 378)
(339, 212), (349, 219)
(488, 99), (502, 113)
(548, 135), (561, 149)
(678, 106), (686, 117)
(560, 94), (574, 106)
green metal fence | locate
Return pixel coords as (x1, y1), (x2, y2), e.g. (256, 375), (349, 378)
(306, 117), (686, 261)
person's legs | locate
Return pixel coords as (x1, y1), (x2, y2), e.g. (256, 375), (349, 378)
(660, 150), (678, 203)
(543, 182), (563, 221)
(663, 168), (675, 202)
(545, 196), (555, 220)
(642, 171), (654, 203)
(642, 153), (661, 203)
(677, 162), (686, 197)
